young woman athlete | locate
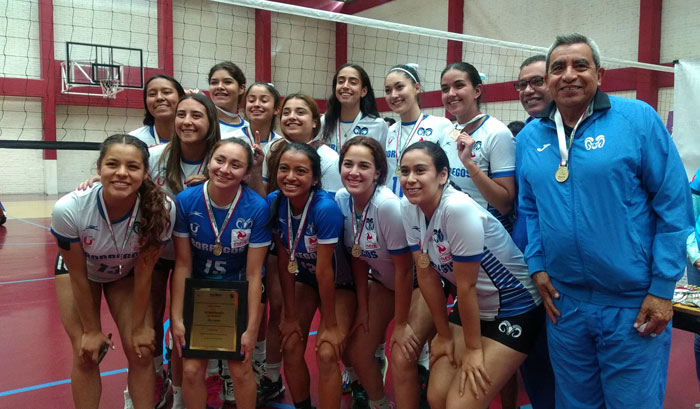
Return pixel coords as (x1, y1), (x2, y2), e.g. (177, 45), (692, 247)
(130, 74), (185, 146)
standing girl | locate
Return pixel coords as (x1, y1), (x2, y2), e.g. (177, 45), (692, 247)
(383, 64), (452, 197)
(171, 138), (270, 409)
(320, 63), (388, 153)
(439, 62), (516, 230)
(208, 61), (249, 138)
(52, 134), (175, 409)
(269, 143), (355, 409)
(130, 74), (185, 146)
(399, 142), (543, 409)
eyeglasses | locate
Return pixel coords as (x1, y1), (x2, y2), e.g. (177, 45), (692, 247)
(513, 76), (545, 91)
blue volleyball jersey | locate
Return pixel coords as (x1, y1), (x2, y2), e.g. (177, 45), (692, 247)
(174, 184), (271, 281)
(267, 189), (343, 277)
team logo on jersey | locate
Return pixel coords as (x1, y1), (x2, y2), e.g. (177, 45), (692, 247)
(352, 126), (369, 135)
(498, 321), (522, 338)
(584, 135), (605, 150)
(365, 218), (375, 231)
(190, 223), (200, 234)
(83, 235), (95, 246)
(364, 231), (379, 250)
(305, 235), (318, 252)
(433, 228), (445, 243)
(416, 127), (433, 137)
(387, 137), (395, 145)
(432, 229), (451, 264)
(305, 222), (315, 236)
(190, 211), (204, 218)
(473, 141), (482, 151)
(235, 218), (253, 229)
(231, 229), (251, 248)
(86, 224), (99, 231)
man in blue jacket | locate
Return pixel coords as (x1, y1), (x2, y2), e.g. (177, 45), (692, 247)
(516, 33), (693, 409)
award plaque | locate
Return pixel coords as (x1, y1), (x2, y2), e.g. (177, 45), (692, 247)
(182, 278), (248, 360)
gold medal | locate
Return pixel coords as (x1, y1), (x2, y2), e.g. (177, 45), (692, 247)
(555, 165), (569, 183)
(395, 167), (401, 177)
(351, 244), (362, 258)
(417, 253), (430, 269)
(213, 242), (223, 256)
(449, 128), (461, 141)
(287, 260), (298, 274)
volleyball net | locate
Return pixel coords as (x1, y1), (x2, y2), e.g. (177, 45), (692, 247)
(0, 0), (676, 194)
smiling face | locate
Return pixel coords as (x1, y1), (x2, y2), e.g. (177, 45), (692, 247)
(277, 149), (318, 203)
(245, 84), (279, 125)
(208, 142), (250, 192)
(280, 98), (317, 143)
(440, 68), (481, 123)
(399, 149), (447, 208)
(146, 78), (180, 122)
(384, 71), (420, 116)
(547, 43), (603, 117)
(335, 66), (367, 108)
(97, 143), (147, 201)
(340, 145), (379, 198)
(175, 98), (210, 145)
(518, 60), (550, 116)
(209, 69), (244, 111)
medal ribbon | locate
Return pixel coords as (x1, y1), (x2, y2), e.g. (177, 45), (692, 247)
(336, 111), (363, 153)
(242, 126), (255, 147)
(216, 105), (244, 123)
(455, 113), (487, 134)
(418, 187), (446, 259)
(396, 114), (425, 167)
(98, 189), (140, 268)
(203, 180), (242, 250)
(554, 109), (586, 167)
(179, 158), (205, 186)
(350, 190), (373, 250)
(286, 191), (315, 263)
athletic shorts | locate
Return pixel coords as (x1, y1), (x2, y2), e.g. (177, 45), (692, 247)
(294, 244), (355, 291)
(368, 267), (420, 290)
(448, 302), (545, 354)
(154, 257), (175, 273)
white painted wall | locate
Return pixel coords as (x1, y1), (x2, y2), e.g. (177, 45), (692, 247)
(354, 0), (448, 31)
(660, 0), (700, 62)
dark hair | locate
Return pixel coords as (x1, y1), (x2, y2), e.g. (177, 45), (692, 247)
(208, 138), (254, 176)
(98, 134), (171, 251)
(321, 63), (380, 144)
(142, 74), (185, 126)
(546, 33), (601, 74)
(338, 136), (388, 186)
(400, 141), (450, 186)
(267, 142), (323, 226)
(519, 55), (546, 71)
(441, 62), (483, 107)
(281, 93), (321, 141)
(244, 81), (281, 131)
(160, 93), (221, 194)
(208, 61), (247, 104)
(383, 117), (396, 126)
(387, 64), (422, 106)
(507, 121), (526, 137)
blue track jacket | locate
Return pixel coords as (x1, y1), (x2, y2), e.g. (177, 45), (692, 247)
(516, 90), (693, 307)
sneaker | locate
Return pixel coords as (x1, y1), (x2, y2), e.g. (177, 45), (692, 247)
(154, 370), (173, 409)
(257, 376), (286, 406)
(222, 374), (235, 405)
(375, 354), (388, 384)
(123, 388), (134, 409)
(205, 374), (224, 409)
(417, 366), (430, 409)
(253, 359), (265, 384)
(350, 381), (369, 409)
(341, 367), (352, 394)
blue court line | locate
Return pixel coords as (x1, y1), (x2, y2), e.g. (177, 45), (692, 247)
(0, 368), (128, 397)
(0, 277), (55, 285)
(0, 241), (55, 246)
(9, 217), (51, 231)
(269, 402), (295, 409)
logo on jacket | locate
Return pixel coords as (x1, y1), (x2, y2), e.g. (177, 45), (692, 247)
(498, 321), (522, 338)
(584, 135), (605, 150)
(536, 143), (551, 152)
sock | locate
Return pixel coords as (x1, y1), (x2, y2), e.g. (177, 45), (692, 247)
(153, 355), (164, 374)
(294, 397), (313, 409)
(265, 361), (282, 382)
(375, 343), (386, 359)
(221, 360), (230, 377)
(206, 359), (220, 377)
(172, 386), (185, 409)
(369, 397), (391, 409)
(345, 366), (358, 383)
(418, 343), (429, 369)
(253, 340), (266, 363)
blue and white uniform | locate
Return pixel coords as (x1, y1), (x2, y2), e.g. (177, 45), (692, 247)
(385, 114), (452, 197)
(130, 125), (168, 147)
(262, 137), (344, 194)
(267, 189), (352, 288)
(335, 186), (409, 290)
(441, 116), (515, 229)
(223, 126), (276, 151)
(401, 185), (540, 319)
(173, 183), (271, 281)
(51, 183), (176, 283)
(219, 117), (249, 138)
(322, 114), (389, 153)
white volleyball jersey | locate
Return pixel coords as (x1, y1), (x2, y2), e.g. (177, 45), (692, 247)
(385, 114), (453, 197)
(223, 126), (276, 150)
(51, 183), (176, 283)
(401, 185), (540, 319)
(335, 185), (410, 290)
(219, 118), (249, 137)
(323, 114), (389, 154)
(130, 125), (167, 147)
(441, 116), (515, 209)
(173, 183), (271, 281)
